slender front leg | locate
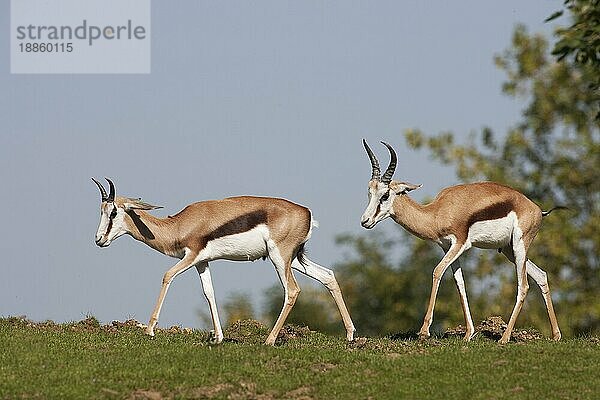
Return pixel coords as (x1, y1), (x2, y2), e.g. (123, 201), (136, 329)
(419, 241), (470, 339)
(146, 252), (197, 336)
(196, 263), (224, 344)
(451, 258), (475, 341)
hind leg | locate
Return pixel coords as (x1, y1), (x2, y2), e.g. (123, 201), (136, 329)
(501, 249), (561, 341)
(196, 262), (224, 343)
(526, 260), (561, 340)
(500, 231), (530, 344)
(450, 258), (475, 341)
(265, 244), (300, 346)
(292, 256), (355, 341)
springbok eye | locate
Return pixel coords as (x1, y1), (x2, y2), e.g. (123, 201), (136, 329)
(110, 206), (118, 219)
(381, 191), (390, 202)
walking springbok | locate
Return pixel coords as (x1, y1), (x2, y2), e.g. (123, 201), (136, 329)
(92, 178), (355, 345)
(360, 140), (563, 344)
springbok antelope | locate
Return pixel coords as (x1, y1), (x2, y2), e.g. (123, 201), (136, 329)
(92, 178), (355, 345)
(360, 140), (563, 344)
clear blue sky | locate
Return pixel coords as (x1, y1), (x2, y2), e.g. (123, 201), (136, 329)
(0, 1), (560, 329)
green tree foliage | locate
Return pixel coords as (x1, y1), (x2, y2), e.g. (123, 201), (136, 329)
(548, 1), (600, 68)
(547, 0), (600, 116)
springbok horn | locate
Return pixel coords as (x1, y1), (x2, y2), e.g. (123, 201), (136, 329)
(362, 139), (381, 181)
(92, 178), (108, 201)
(380, 141), (397, 184)
(105, 178), (116, 202)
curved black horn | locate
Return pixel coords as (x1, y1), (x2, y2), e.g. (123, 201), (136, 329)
(363, 139), (381, 181)
(105, 178), (115, 202)
(92, 177), (108, 201)
(380, 141), (397, 184)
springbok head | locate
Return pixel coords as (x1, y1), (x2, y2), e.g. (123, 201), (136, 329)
(360, 140), (421, 229)
(92, 178), (161, 247)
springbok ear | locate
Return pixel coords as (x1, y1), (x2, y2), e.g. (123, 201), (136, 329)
(390, 181), (422, 194)
(123, 197), (163, 211)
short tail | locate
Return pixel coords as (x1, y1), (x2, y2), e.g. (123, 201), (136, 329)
(297, 212), (318, 266)
(541, 206), (568, 217)
(296, 243), (309, 266)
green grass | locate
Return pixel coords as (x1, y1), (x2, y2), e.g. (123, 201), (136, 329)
(1, 317), (599, 399)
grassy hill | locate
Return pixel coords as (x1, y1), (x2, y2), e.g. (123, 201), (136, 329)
(1, 316), (599, 399)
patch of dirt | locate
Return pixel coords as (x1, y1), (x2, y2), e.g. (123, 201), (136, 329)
(509, 386), (525, 393)
(477, 316), (508, 339)
(492, 359), (509, 367)
(444, 316), (543, 342)
(444, 324), (469, 337)
(110, 319), (147, 331)
(276, 324), (313, 344)
(222, 320), (314, 345)
(387, 331), (420, 341)
(127, 389), (164, 400)
(69, 316), (102, 333)
(5, 316), (62, 333)
(283, 386), (314, 400)
(187, 381), (314, 400)
(188, 383), (234, 399)
(2, 315), (199, 337)
(348, 335), (419, 355)
(511, 329), (543, 342)
(101, 388), (120, 396)
(224, 319), (269, 344)
(2, 315), (554, 346)
(347, 337), (368, 349)
(227, 381), (277, 400)
(310, 362), (337, 373)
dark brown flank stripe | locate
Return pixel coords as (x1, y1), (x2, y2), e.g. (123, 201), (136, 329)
(202, 210), (269, 247)
(467, 200), (513, 227)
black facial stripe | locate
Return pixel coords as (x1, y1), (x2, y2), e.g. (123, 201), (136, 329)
(380, 190), (390, 202)
(103, 204), (116, 238)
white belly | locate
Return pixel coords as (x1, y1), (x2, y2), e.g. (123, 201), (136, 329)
(200, 225), (270, 262)
(468, 212), (515, 249)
